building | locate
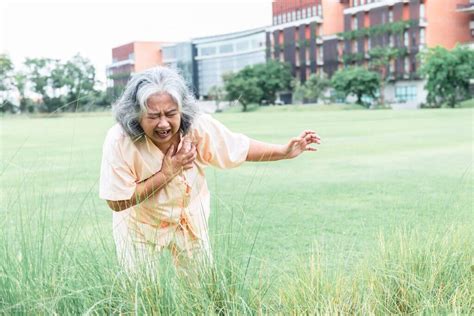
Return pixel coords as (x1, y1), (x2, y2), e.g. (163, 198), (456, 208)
(266, 0), (346, 82)
(106, 41), (166, 95)
(192, 27), (267, 98)
(456, 0), (474, 47)
(161, 42), (198, 96)
(267, 0), (473, 105)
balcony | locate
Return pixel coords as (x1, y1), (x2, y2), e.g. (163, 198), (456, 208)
(419, 18), (428, 27)
(107, 58), (135, 70)
(456, 2), (474, 13)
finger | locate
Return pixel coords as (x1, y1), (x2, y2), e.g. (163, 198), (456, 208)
(305, 145), (317, 151)
(183, 147), (196, 160)
(299, 130), (316, 138)
(183, 162), (194, 170)
(305, 134), (321, 144)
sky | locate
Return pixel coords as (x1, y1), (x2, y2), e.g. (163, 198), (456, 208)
(1, 0), (273, 84)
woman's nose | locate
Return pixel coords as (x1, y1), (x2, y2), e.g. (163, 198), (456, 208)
(157, 117), (169, 128)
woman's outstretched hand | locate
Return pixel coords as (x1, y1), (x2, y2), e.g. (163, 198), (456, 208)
(284, 130), (321, 159)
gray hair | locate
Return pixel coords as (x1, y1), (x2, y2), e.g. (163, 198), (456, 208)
(113, 66), (200, 140)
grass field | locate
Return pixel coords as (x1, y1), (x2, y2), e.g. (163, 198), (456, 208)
(1, 106), (473, 314)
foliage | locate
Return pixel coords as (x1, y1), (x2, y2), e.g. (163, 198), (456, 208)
(223, 61), (292, 110)
(223, 71), (262, 112)
(331, 66), (380, 106)
(292, 73), (330, 104)
(305, 73), (330, 103)
(0, 54), (14, 110)
(22, 54), (98, 112)
(207, 85), (226, 112)
(252, 60), (292, 104)
(338, 20), (416, 41)
(420, 45), (474, 108)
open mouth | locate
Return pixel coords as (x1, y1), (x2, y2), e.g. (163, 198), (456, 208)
(155, 129), (171, 138)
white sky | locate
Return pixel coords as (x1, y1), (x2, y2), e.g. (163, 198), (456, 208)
(1, 0), (273, 84)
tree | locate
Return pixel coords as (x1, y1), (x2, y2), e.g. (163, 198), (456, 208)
(331, 67), (380, 106)
(420, 46), (474, 108)
(207, 85), (226, 112)
(291, 79), (307, 104)
(12, 71), (29, 112)
(24, 57), (55, 98)
(0, 54), (14, 110)
(368, 47), (400, 105)
(223, 70), (263, 112)
(304, 73), (330, 103)
(61, 54), (96, 110)
(253, 60), (292, 104)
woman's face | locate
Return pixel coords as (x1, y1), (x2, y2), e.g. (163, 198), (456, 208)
(140, 92), (181, 151)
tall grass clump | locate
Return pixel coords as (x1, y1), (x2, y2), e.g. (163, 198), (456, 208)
(0, 185), (271, 314)
(280, 224), (473, 314)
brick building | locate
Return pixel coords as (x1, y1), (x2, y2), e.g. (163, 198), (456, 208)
(266, 0), (473, 105)
(106, 41), (166, 95)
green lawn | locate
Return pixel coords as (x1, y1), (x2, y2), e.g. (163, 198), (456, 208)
(1, 107), (472, 313)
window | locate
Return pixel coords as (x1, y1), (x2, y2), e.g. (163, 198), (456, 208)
(307, 7), (311, 18)
(352, 16), (358, 30)
(404, 31), (409, 47)
(389, 10), (393, 23)
(318, 4), (322, 17)
(219, 43), (233, 54)
(420, 4), (425, 19)
(297, 9), (301, 20)
(292, 11), (296, 21)
(404, 57), (410, 73)
(128, 53), (135, 61)
(273, 16), (277, 25)
(312, 6), (317, 16)
(200, 46), (216, 56)
(420, 28), (425, 45)
(354, 0), (359, 6)
(301, 8), (306, 19)
(236, 41), (249, 51)
(395, 86), (417, 101)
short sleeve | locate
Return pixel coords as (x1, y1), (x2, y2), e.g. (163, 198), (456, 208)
(99, 128), (137, 201)
(192, 114), (250, 169)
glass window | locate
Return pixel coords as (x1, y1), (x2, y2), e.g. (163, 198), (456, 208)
(352, 16), (358, 30)
(354, 0), (359, 6)
(292, 11), (296, 21)
(420, 4), (425, 19)
(312, 6), (317, 16)
(301, 8), (306, 19)
(219, 43), (233, 54)
(404, 31), (409, 47)
(389, 10), (393, 23)
(236, 41), (249, 51)
(318, 4), (322, 17)
(420, 28), (425, 45)
(128, 53), (135, 61)
(200, 46), (216, 56)
(404, 57), (410, 73)
(297, 9), (301, 20)
(395, 85), (417, 101)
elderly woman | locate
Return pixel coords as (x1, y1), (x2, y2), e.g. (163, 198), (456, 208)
(99, 66), (320, 271)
